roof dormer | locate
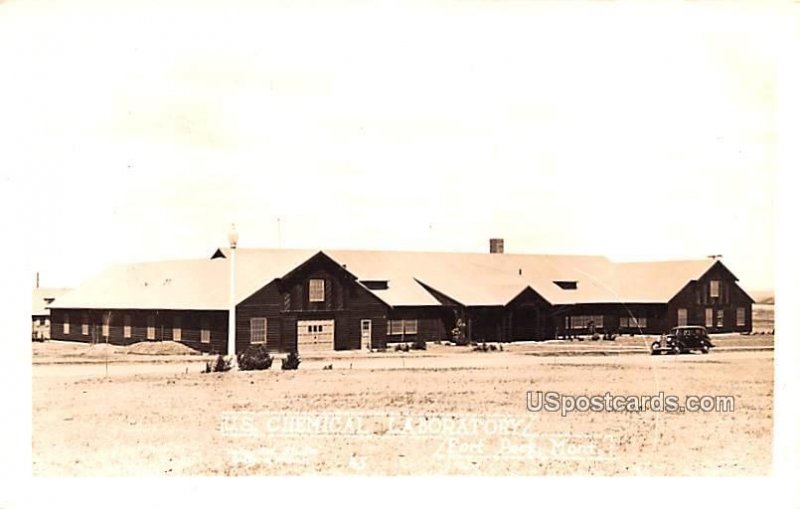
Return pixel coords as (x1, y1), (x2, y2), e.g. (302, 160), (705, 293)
(554, 281), (578, 290)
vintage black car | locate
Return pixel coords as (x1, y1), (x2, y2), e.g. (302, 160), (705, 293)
(650, 326), (714, 355)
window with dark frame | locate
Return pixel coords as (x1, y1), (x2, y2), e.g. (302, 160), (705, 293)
(309, 279), (325, 302)
(736, 307), (746, 327)
(568, 315), (604, 329)
(173, 316), (182, 341)
(387, 319), (418, 335)
(201, 319), (211, 343)
(620, 316), (647, 329)
(250, 317), (267, 344)
(710, 280), (720, 298)
(147, 315), (156, 340)
(678, 308), (688, 326)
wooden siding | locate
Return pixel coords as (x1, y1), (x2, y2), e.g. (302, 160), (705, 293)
(236, 253), (389, 352)
(668, 263), (753, 333)
(385, 306), (448, 344)
(48, 308), (229, 353)
(506, 287), (554, 341)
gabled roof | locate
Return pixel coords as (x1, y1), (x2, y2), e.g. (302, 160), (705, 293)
(32, 288), (71, 316)
(612, 259), (719, 303)
(323, 250), (616, 306)
(50, 250), (317, 310)
(49, 247), (737, 311)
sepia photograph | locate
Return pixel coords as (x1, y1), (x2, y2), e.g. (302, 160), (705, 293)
(2, 0), (798, 507)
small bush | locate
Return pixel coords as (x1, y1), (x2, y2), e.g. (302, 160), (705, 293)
(282, 352), (301, 370)
(411, 339), (427, 350)
(237, 344), (273, 371)
(394, 343), (410, 352)
(204, 354), (232, 373)
(472, 342), (503, 352)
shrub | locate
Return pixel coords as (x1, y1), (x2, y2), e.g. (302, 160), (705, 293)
(394, 343), (410, 352)
(282, 352), (301, 370)
(204, 354), (232, 373)
(451, 318), (467, 345)
(472, 342), (503, 352)
(237, 344), (274, 371)
(411, 339), (427, 350)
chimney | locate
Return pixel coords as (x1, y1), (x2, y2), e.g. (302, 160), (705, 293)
(489, 238), (504, 254)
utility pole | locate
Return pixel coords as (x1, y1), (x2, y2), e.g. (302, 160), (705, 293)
(228, 224), (239, 368)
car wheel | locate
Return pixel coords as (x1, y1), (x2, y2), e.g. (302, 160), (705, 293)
(650, 342), (661, 355)
(701, 344), (710, 354)
(671, 345), (681, 355)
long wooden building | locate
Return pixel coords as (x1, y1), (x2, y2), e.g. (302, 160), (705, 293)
(47, 242), (754, 355)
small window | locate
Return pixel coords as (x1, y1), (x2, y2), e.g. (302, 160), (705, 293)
(82, 314), (89, 336)
(173, 316), (182, 342)
(309, 279), (325, 302)
(123, 315), (131, 338)
(710, 280), (720, 298)
(201, 319), (211, 343)
(677, 308), (688, 327)
(736, 307), (746, 327)
(404, 319), (418, 335)
(63, 313), (70, 335)
(250, 317), (267, 344)
(147, 316), (156, 340)
(705, 308), (714, 327)
(716, 309), (724, 328)
(102, 319), (110, 338)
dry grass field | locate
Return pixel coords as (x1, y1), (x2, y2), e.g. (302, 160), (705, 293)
(32, 319), (774, 476)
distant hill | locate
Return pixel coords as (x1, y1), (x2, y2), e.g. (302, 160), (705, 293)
(749, 290), (774, 305)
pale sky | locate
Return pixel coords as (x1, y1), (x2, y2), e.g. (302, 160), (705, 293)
(3, 0), (788, 292)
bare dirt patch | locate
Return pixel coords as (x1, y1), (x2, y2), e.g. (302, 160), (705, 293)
(126, 341), (202, 356)
(32, 347), (772, 476)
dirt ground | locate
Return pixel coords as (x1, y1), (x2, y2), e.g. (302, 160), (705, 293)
(32, 330), (773, 476)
